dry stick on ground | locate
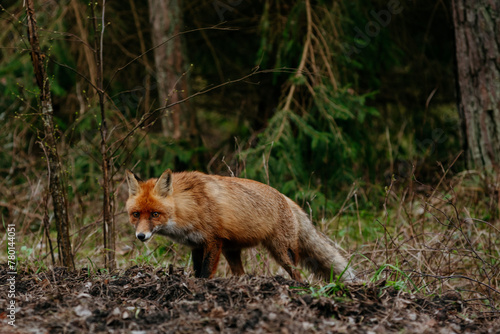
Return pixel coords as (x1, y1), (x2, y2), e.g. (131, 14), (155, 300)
(25, 0), (74, 269)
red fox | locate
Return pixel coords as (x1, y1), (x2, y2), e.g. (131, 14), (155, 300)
(125, 169), (356, 282)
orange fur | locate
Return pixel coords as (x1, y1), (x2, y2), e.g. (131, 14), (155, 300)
(125, 170), (356, 281)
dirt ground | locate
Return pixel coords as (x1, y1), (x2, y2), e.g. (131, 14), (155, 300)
(1, 265), (498, 334)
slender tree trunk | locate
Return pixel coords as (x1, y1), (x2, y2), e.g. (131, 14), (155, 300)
(148, 0), (185, 139)
(91, 1), (115, 270)
(25, 0), (74, 269)
(452, 0), (500, 169)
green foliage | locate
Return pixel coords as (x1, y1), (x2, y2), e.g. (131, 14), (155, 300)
(129, 253), (157, 267)
(17, 245), (48, 274)
(371, 263), (419, 293)
(240, 85), (379, 216)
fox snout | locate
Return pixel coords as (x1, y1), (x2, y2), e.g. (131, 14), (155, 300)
(136, 230), (153, 242)
(135, 232), (151, 242)
(133, 218), (154, 242)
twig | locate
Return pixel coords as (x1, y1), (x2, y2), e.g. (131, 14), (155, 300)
(427, 151), (463, 201)
(109, 67), (294, 158)
(354, 191), (361, 237)
(409, 271), (500, 297)
(105, 24), (236, 91)
(42, 191), (56, 266)
(0, 201), (43, 221)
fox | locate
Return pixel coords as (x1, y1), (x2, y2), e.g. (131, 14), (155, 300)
(125, 169), (356, 282)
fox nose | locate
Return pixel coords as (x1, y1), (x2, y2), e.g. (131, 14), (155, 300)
(136, 231), (152, 241)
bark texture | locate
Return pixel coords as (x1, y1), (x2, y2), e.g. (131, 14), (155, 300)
(148, 0), (185, 139)
(452, 0), (500, 168)
(26, 0), (74, 269)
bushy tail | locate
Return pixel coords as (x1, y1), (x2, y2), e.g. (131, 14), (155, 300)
(286, 198), (357, 282)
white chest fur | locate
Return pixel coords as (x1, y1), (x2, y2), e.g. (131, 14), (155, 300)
(154, 219), (205, 247)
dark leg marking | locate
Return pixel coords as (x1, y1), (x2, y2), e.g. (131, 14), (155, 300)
(222, 249), (245, 276)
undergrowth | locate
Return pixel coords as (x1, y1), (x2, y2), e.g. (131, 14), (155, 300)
(1, 135), (499, 314)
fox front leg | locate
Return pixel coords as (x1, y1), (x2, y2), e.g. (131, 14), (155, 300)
(191, 240), (223, 278)
(222, 248), (245, 276)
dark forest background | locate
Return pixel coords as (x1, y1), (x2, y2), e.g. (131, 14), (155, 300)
(1, 0), (463, 207)
(0, 0), (498, 307)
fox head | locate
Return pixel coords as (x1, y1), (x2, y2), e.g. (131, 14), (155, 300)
(125, 169), (174, 242)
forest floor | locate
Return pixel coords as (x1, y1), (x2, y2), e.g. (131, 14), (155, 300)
(1, 265), (498, 334)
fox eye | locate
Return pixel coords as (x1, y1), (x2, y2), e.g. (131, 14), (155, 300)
(151, 212), (160, 218)
(132, 212), (140, 218)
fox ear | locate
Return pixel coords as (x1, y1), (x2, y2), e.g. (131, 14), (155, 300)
(125, 170), (141, 196)
(154, 169), (173, 197)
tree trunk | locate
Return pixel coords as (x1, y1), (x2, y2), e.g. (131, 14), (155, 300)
(148, 0), (185, 139)
(26, 0), (74, 269)
(90, 2), (115, 270)
(452, 0), (500, 169)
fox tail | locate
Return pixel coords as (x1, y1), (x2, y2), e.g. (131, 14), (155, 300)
(287, 198), (357, 282)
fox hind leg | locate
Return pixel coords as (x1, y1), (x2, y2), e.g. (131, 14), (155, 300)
(263, 239), (302, 282)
